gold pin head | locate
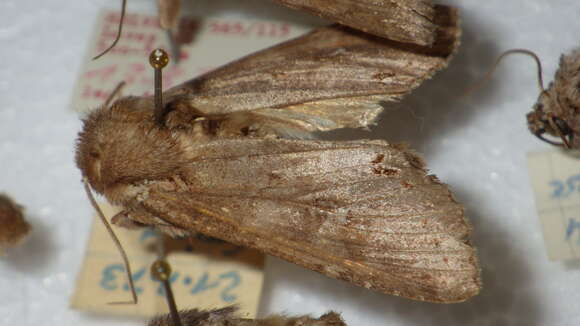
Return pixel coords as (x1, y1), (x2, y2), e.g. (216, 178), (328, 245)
(149, 49), (170, 69)
(151, 260), (172, 281)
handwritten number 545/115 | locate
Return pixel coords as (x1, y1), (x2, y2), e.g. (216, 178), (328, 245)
(549, 174), (580, 199)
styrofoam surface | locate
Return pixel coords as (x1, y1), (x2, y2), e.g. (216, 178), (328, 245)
(1, 0), (580, 325)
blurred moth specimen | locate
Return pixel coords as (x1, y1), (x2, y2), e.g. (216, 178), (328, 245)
(523, 47), (580, 149)
(0, 194), (31, 253)
(148, 307), (346, 326)
(156, 0), (440, 46)
(97, 0), (446, 59)
(77, 5), (482, 303)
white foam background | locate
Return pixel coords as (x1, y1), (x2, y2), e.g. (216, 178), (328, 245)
(1, 0), (580, 325)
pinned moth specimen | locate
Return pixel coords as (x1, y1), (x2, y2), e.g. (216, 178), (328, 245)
(148, 307), (346, 326)
(524, 47), (580, 149)
(77, 5), (482, 303)
(0, 193), (31, 253)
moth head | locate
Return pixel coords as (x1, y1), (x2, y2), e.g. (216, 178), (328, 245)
(527, 91), (574, 148)
(75, 96), (187, 196)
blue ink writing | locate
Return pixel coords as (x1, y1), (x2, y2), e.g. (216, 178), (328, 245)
(566, 218), (580, 244)
(550, 173), (580, 199)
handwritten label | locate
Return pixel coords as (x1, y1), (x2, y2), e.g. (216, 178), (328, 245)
(527, 150), (580, 261)
(70, 10), (311, 113)
(71, 204), (264, 317)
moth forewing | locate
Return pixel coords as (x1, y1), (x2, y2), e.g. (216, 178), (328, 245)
(132, 138), (480, 303)
(164, 5), (460, 134)
(270, 0), (437, 46)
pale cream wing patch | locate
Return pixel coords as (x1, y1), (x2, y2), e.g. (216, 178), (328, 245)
(139, 138), (481, 303)
(239, 95), (389, 137)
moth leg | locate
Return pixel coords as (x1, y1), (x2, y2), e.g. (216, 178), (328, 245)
(163, 99), (210, 129)
(111, 210), (147, 229)
(116, 206), (191, 238)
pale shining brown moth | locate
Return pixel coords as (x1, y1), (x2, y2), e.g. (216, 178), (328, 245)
(0, 193), (31, 254)
(95, 0), (443, 59)
(77, 5), (482, 304)
(148, 306), (346, 326)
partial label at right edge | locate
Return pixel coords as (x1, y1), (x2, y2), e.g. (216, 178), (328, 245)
(527, 150), (580, 261)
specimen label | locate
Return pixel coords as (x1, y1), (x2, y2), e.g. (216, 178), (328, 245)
(527, 150), (580, 260)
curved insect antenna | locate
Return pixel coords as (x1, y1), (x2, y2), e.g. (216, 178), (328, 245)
(149, 48), (170, 124)
(83, 178), (138, 305)
(92, 0), (127, 60)
(103, 81), (127, 109)
(462, 48), (546, 98)
(464, 48), (575, 148)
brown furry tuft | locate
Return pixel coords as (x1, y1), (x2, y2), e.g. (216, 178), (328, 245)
(75, 97), (190, 199)
(527, 47), (580, 148)
(147, 307), (346, 326)
(0, 193), (31, 252)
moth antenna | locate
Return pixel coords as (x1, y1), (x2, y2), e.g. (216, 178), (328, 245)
(462, 48), (546, 97)
(151, 259), (182, 326)
(149, 48), (170, 123)
(92, 0), (127, 60)
(82, 178), (138, 305)
(103, 81), (126, 109)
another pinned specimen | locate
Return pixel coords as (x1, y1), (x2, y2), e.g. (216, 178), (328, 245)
(525, 47), (580, 149)
(147, 307), (346, 326)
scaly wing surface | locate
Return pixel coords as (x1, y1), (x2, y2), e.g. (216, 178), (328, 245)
(165, 6), (459, 133)
(137, 138), (480, 303)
